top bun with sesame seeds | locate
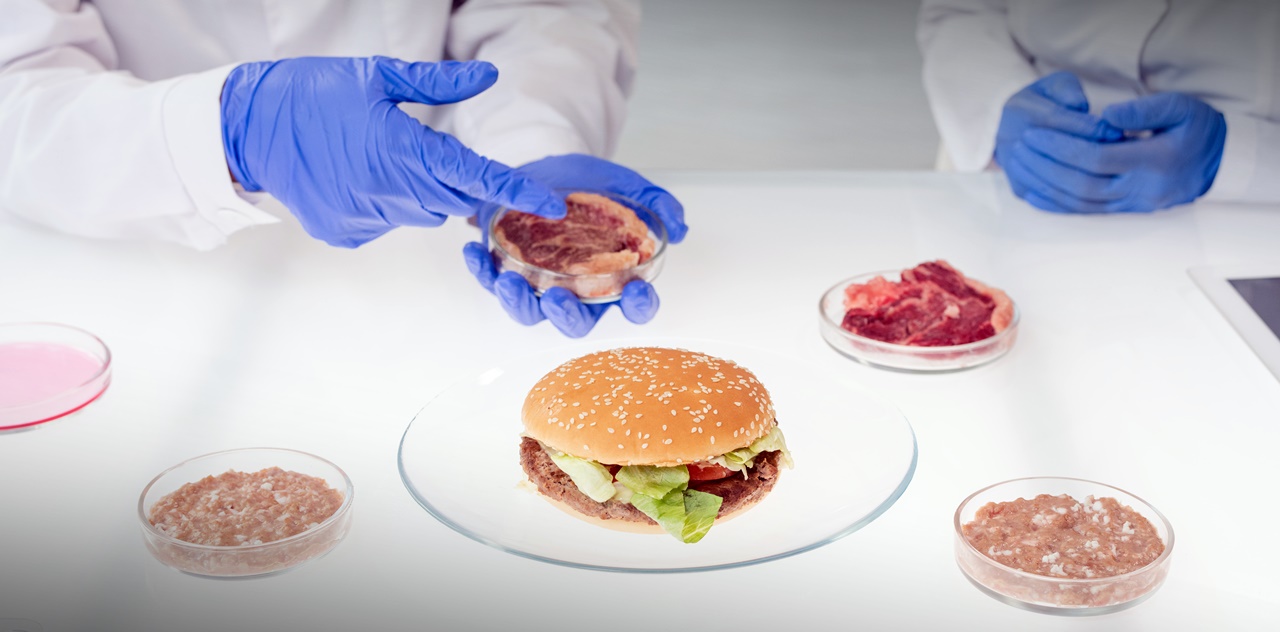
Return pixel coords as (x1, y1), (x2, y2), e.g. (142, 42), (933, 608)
(521, 347), (777, 466)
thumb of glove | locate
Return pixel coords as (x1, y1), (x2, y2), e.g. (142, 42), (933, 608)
(374, 57), (499, 105)
(1034, 71), (1090, 112)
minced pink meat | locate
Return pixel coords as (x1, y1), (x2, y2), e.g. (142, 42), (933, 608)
(149, 467), (344, 547)
(963, 494), (1164, 579)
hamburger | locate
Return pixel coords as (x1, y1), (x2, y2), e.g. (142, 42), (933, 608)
(519, 347), (792, 543)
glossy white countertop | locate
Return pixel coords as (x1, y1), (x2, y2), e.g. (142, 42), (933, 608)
(2, 172), (1278, 631)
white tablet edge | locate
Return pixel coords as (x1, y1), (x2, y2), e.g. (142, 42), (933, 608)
(1188, 264), (1280, 382)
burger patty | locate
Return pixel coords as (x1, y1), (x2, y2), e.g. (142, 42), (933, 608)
(519, 437), (782, 524)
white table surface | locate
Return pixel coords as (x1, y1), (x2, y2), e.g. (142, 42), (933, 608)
(2, 172), (1278, 632)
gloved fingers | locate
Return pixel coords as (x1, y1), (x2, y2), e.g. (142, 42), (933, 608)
(473, 203), (501, 247)
(374, 57), (499, 105)
(618, 280), (660, 324)
(376, 182), (464, 226)
(1008, 141), (1127, 202)
(1015, 101), (1123, 142)
(1003, 154), (1128, 214)
(494, 272), (546, 326)
(531, 154), (688, 244)
(633, 185), (687, 244)
(1023, 129), (1142, 176)
(540, 287), (610, 338)
(463, 241), (498, 292)
(420, 131), (567, 220)
(1029, 71), (1090, 112)
(1101, 93), (1196, 132)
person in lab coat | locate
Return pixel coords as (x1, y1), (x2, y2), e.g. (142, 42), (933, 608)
(0, 0), (686, 337)
(918, 0), (1280, 213)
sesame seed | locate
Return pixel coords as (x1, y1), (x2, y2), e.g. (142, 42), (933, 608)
(641, 443), (648, 449)
(664, 439), (672, 445)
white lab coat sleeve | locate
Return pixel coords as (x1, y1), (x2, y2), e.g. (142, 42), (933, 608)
(917, 0), (1038, 172)
(1203, 112), (1280, 204)
(444, 0), (640, 167)
(0, 0), (277, 250)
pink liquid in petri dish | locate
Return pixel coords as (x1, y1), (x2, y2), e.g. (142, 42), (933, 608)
(0, 342), (105, 408)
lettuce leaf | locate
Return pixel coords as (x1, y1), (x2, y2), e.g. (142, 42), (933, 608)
(629, 488), (688, 540)
(542, 426), (791, 544)
(628, 487), (723, 544)
(680, 489), (723, 543)
(547, 451), (616, 503)
(706, 425), (793, 473)
(615, 464), (688, 499)
(749, 425), (794, 468)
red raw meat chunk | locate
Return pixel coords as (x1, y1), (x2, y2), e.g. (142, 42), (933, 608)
(841, 261), (1013, 346)
(494, 192), (655, 275)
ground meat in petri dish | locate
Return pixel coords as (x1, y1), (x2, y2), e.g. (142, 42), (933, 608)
(149, 467), (344, 546)
(494, 192), (655, 275)
(841, 260), (1014, 346)
(962, 494), (1165, 579)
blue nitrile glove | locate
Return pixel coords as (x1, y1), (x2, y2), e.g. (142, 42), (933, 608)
(463, 154), (687, 338)
(1009, 93), (1227, 213)
(996, 72), (1125, 211)
(221, 56), (566, 247)
(995, 71), (1124, 161)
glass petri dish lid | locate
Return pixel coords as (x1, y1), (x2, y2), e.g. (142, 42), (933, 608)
(487, 189), (668, 304)
(819, 270), (1019, 373)
(954, 477), (1174, 615)
(138, 447), (354, 579)
(0, 322), (112, 431)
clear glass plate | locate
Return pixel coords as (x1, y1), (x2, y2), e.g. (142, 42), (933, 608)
(398, 339), (917, 572)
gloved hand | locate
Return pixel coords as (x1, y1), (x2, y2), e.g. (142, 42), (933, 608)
(995, 71), (1124, 163)
(463, 154), (687, 338)
(1009, 93), (1227, 213)
(221, 56), (566, 247)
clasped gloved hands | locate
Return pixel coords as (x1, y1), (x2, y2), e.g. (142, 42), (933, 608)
(995, 71), (1227, 214)
(463, 154), (688, 338)
(220, 56), (566, 247)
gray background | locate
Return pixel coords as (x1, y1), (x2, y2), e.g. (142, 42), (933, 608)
(616, 0), (939, 170)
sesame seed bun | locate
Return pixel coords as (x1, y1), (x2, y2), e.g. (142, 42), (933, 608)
(521, 347), (776, 466)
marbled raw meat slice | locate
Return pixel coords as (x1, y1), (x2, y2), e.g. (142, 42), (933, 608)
(494, 192), (655, 275)
(841, 260), (1013, 346)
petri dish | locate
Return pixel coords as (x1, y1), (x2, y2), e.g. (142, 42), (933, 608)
(487, 190), (668, 304)
(954, 477), (1174, 615)
(138, 447), (354, 579)
(398, 339), (917, 572)
(0, 322), (112, 431)
(819, 270), (1019, 372)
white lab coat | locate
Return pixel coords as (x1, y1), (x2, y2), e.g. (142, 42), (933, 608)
(918, 0), (1280, 204)
(0, 0), (639, 249)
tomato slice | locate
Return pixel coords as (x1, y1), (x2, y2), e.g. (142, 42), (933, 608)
(687, 462), (735, 481)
